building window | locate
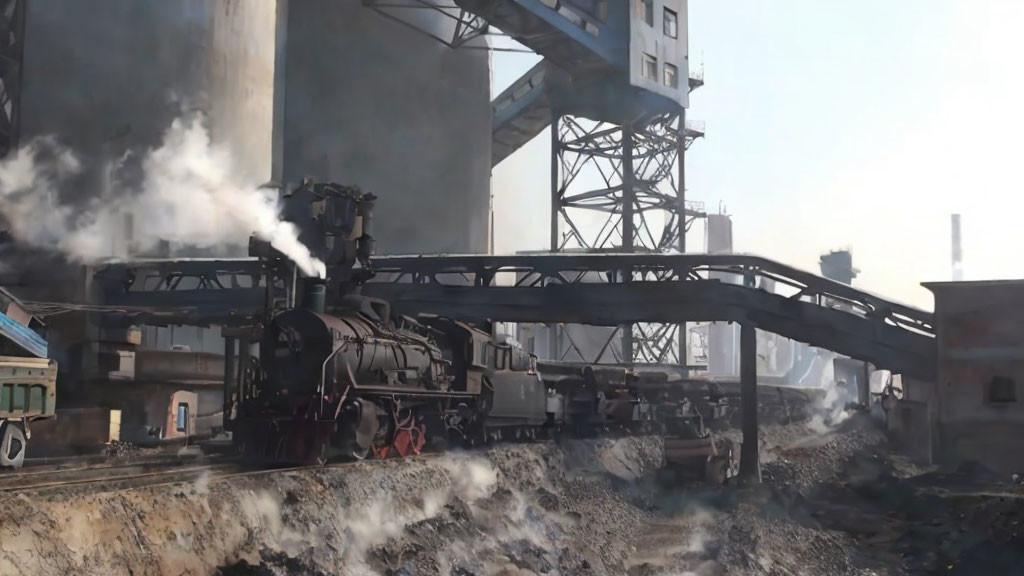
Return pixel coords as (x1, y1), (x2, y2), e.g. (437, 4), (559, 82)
(987, 376), (1017, 403)
(664, 7), (678, 38)
(176, 402), (189, 433)
(664, 62), (679, 88)
(639, 0), (654, 27)
(642, 53), (657, 81)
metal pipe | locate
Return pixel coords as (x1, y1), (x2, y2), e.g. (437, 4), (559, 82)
(237, 336), (250, 400)
(319, 339), (350, 416)
(621, 122), (635, 363)
(223, 336), (236, 430)
(678, 110), (688, 378)
(622, 122), (635, 251)
(290, 264), (298, 308)
(857, 361), (868, 407)
(550, 113), (560, 252)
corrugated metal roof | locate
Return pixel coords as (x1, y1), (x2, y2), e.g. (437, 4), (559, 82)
(0, 285), (48, 358)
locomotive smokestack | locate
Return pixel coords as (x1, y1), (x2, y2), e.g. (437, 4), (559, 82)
(302, 279), (327, 314)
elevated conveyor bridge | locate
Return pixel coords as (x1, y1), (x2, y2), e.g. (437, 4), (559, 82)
(71, 253), (936, 381)
(364, 253), (936, 380)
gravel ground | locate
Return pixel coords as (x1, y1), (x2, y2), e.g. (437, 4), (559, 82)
(1, 413), (1022, 575)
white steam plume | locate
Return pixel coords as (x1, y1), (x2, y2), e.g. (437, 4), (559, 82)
(0, 116), (326, 278)
(0, 136), (79, 252)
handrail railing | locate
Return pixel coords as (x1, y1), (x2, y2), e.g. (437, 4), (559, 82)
(368, 253), (935, 338)
(319, 339), (351, 417)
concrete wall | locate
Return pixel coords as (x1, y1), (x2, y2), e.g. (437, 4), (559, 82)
(30, 408), (120, 456)
(927, 281), (1024, 473)
(277, 0), (492, 255)
(893, 377), (939, 464)
(887, 399), (932, 464)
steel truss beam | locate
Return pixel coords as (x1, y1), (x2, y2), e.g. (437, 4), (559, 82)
(367, 254), (934, 335)
(552, 112), (705, 253)
(83, 259), (269, 327)
(77, 253), (935, 335)
(361, 0), (494, 50)
(0, 0), (24, 158)
(74, 253), (935, 378)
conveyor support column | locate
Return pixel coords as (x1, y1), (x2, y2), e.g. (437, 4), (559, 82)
(738, 322), (761, 483)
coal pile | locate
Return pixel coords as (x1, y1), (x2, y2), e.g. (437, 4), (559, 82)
(102, 440), (140, 460)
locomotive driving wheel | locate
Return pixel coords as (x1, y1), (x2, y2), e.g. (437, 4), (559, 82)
(370, 402), (427, 459)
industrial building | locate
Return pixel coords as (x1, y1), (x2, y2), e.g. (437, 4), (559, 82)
(899, 280), (1024, 474)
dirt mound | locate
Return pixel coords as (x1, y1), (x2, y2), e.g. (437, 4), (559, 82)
(0, 437), (665, 576)
(3, 415), (1023, 575)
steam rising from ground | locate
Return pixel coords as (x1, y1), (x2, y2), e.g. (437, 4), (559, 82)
(807, 373), (856, 435)
(235, 454), (502, 576)
(0, 117), (325, 277)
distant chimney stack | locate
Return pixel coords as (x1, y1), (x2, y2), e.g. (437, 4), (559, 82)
(951, 214), (963, 281)
(819, 249), (859, 285)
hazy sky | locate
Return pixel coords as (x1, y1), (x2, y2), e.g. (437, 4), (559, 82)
(490, 0), (1024, 310)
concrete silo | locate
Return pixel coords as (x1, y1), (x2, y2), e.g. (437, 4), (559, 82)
(276, 0), (492, 255)
(20, 0), (276, 187)
(13, 0), (279, 417)
(11, 0), (277, 307)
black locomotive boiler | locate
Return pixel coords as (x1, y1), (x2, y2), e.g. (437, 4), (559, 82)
(229, 297), (563, 462)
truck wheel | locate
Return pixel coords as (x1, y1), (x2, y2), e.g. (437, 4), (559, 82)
(0, 422), (26, 469)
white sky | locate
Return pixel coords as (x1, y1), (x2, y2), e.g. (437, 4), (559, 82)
(490, 0), (1024, 310)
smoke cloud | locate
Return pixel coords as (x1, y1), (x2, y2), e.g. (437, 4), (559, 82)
(0, 116), (326, 278)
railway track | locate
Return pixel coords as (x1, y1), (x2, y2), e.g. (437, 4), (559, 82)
(0, 450), (446, 494)
(0, 460), (237, 493)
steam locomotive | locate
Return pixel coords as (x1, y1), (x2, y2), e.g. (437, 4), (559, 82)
(226, 181), (719, 469)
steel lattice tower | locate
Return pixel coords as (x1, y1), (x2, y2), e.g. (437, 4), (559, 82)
(550, 80), (705, 365)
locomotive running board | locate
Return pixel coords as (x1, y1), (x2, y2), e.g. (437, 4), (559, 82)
(342, 385), (478, 398)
